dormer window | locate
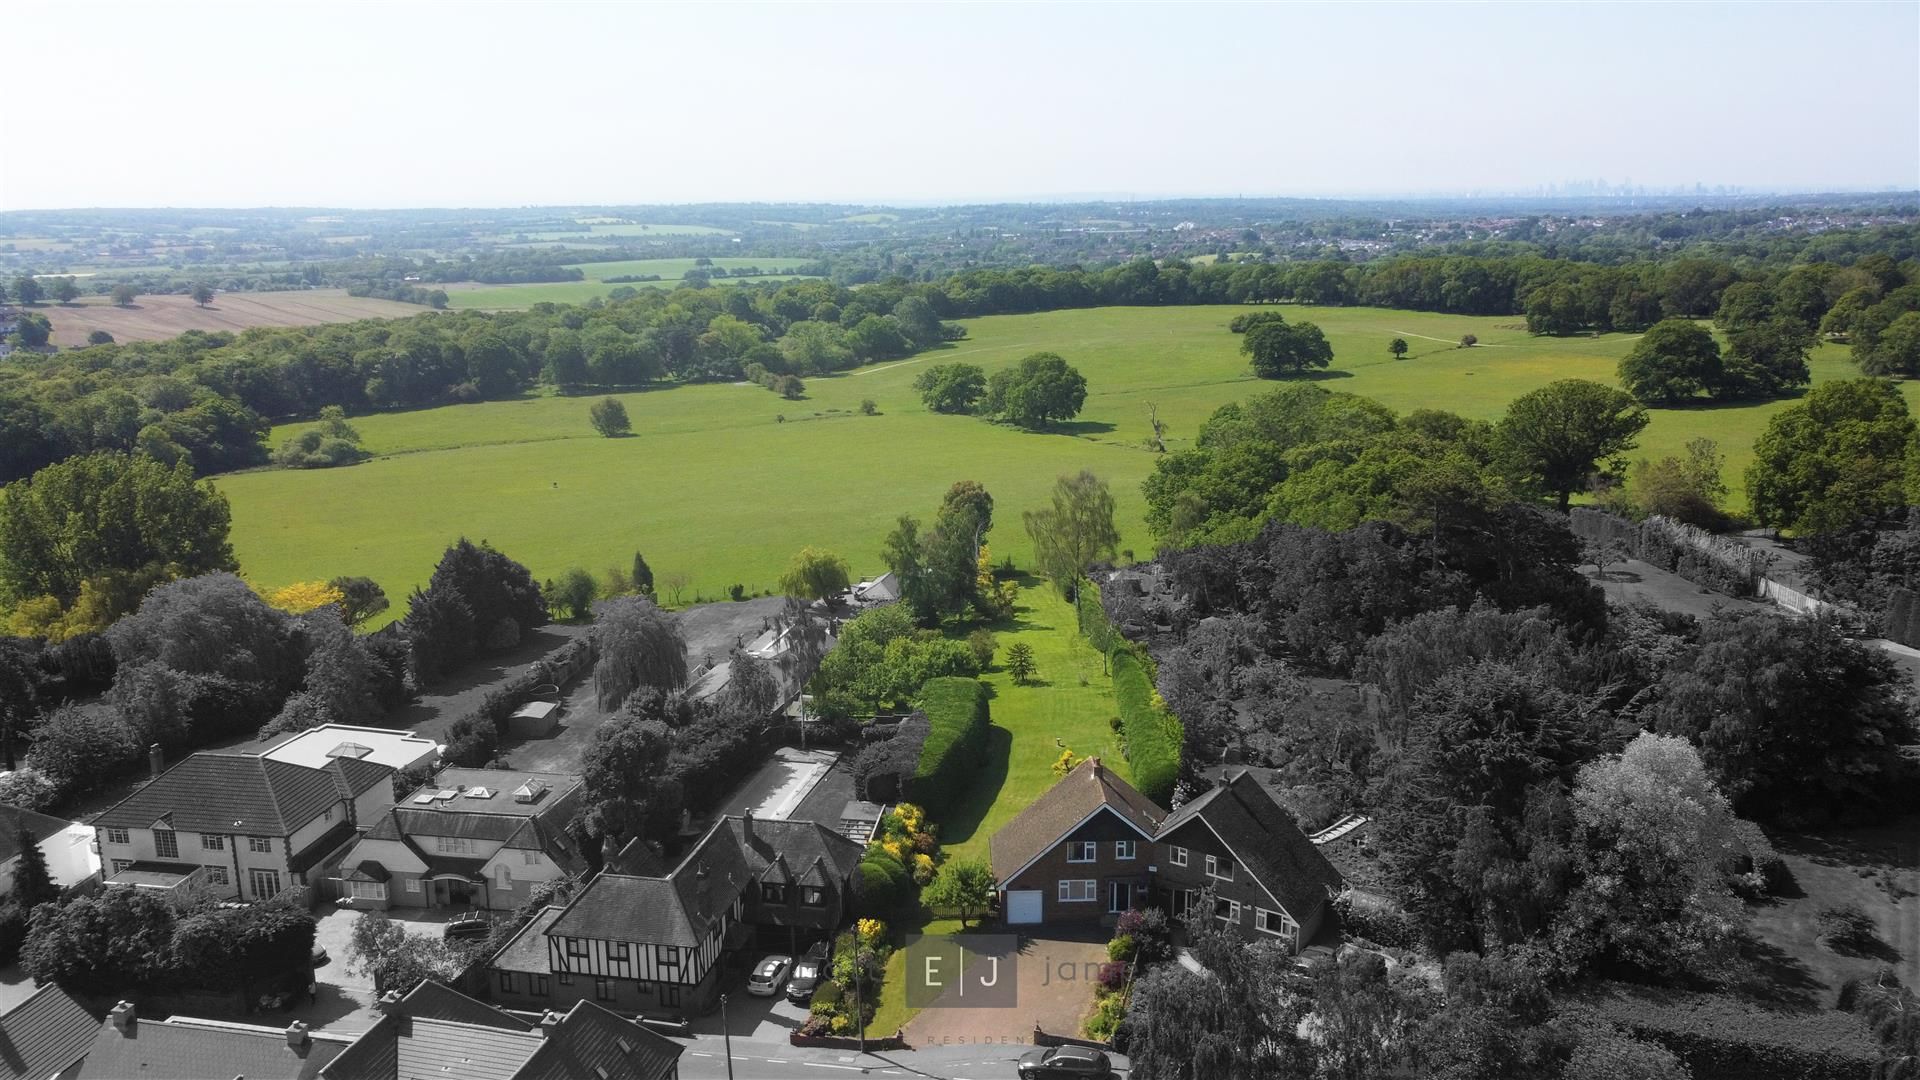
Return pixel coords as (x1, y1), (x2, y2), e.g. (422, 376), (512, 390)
(760, 882), (787, 904)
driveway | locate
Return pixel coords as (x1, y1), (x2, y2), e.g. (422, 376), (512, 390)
(902, 933), (1110, 1049)
(296, 905), (484, 1033)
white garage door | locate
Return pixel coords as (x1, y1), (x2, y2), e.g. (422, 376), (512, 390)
(1005, 890), (1043, 924)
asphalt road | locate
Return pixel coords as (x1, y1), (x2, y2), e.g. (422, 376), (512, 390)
(676, 1036), (1129, 1080)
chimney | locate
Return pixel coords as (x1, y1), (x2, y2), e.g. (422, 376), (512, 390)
(601, 832), (621, 866)
(286, 1021), (310, 1048)
(148, 744), (164, 779)
(538, 1010), (562, 1039)
(374, 989), (404, 1015)
(1090, 756), (1103, 777)
(108, 1001), (135, 1032)
(741, 810), (753, 841)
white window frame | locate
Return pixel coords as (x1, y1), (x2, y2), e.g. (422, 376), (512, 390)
(104, 828), (130, 846)
(1114, 840), (1136, 861)
(204, 865), (230, 887)
(1257, 908), (1297, 938)
(110, 858), (133, 874)
(1067, 841), (1098, 864)
(1058, 879), (1097, 903)
(1205, 854), (1235, 881)
(200, 833), (224, 850)
(1168, 845), (1187, 867)
(405, 878), (422, 894)
(495, 863), (512, 888)
(522, 850), (540, 865)
(1214, 897), (1241, 924)
(153, 829), (178, 860)
(248, 836), (273, 854)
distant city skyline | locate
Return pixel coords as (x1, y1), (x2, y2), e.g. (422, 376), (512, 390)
(2, 0), (1915, 211)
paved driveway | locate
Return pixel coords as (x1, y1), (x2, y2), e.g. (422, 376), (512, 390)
(902, 933), (1110, 1049)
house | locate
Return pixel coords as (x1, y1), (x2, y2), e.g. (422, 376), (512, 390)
(991, 757), (1164, 926)
(320, 980), (681, 1080)
(488, 814), (863, 1015)
(989, 760), (1345, 950)
(1153, 768), (1346, 952)
(260, 724), (443, 776)
(92, 752), (367, 902)
(848, 572), (900, 606)
(338, 769), (586, 911)
(69, 1001), (351, 1080)
(0, 805), (100, 900)
(0, 983), (95, 1080)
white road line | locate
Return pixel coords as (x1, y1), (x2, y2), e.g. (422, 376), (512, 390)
(800, 1065), (863, 1072)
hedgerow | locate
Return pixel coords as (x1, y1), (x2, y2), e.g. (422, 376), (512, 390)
(907, 677), (989, 816)
(1112, 650), (1180, 805)
(1578, 982), (1878, 1080)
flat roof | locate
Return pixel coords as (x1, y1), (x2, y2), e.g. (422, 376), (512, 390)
(261, 724), (443, 772)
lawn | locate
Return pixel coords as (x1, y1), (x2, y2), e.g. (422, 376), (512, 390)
(218, 304), (1908, 615)
(1744, 818), (1920, 1008)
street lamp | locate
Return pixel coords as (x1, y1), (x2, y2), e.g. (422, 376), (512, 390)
(720, 993), (734, 1080)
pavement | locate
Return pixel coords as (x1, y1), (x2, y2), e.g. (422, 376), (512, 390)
(676, 1037), (1129, 1080)
(688, 984), (814, 1042)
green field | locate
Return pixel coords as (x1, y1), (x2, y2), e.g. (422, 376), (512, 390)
(564, 257), (816, 281)
(484, 222), (737, 241)
(442, 270), (821, 310)
(219, 304), (1904, 614)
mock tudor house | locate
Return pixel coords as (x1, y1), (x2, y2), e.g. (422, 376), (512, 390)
(92, 751), (388, 901)
(488, 813), (863, 1015)
(338, 769), (586, 911)
(990, 759), (1344, 950)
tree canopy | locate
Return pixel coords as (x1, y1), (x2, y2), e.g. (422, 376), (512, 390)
(778, 546), (851, 601)
(1240, 316), (1334, 378)
(981, 352), (1087, 430)
(1746, 377), (1916, 534)
(1495, 380), (1649, 511)
(1024, 470), (1120, 597)
(1617, 318), (1722, 405)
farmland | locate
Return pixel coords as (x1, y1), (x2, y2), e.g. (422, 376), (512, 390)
(439, 256), (822, 309)
(216, 303), (1900, 618)
(35, 289), (426, 348)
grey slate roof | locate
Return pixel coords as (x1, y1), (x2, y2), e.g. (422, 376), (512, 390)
(71, 1016), (347, 1079)
(989, 757), (1164, 881)
(1158, 768), (1345, 919)
(512, 1002), (682, 1080)
(93, 753), (342, 836)
(397, 980), (533, 1031)
(0, 983), (94, 1080)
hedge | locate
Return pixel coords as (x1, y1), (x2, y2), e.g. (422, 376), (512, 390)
(1569, 509), (1770, 598)
(1577, 982), (1878, 1080)
(1076, 579), (1117, 656)
(1112, 651), (1180, 805)
(906, 677), (990, 816)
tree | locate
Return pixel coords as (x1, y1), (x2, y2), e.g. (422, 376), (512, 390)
(21, 887), (177, 997)
(264, 610), (381, 735)
(1617, 318), (1722, 404)
(345, 911), (470, 995)
(778, 546), (851, 602)
(581, 713), (681, 844)
(921, 858), (994, 927)
(27, 705), (137, 800)
(912, 363), (987, 414)
(1004, 641), (1035, 684)
(589, 397), (630, 437)
(777, 320), (854, 375)
(720, 648), (779, 717)
(1023, 470), (1119, 597)
(10, 827), (56, 909)
(401, 584), (473, 686)
(47, 278), (80, 305)
(1459, 333), (1478, 348)
(1871, 311), (1920, 377)
(1496, 380), (1650, 511)
(590, 595), (688, 710)
(551, 567), (598, 620)
(630, 551), (655, 597)
(1389, 337), (1409, 360)
(327, 576), (389, 627)
(190, 283), (215, 307)
(110, 284), (138, 307)
(0, 451), (236, 606)
(85, 330), (114, 346)
(1627, 437), (1728, 528)
(10, 314), (50, 348)
(11, 277), (42, 305)
(984, 352), (1087, 430)
(1241, 317), (1334, 378)
(1746, 378), (1915, 533)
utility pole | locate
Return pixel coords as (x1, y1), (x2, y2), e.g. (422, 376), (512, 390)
(721, 993), (734, 1080)
(854, 965), (865, 1053)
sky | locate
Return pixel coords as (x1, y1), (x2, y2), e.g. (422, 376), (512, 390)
(2, 0), (1916, 210)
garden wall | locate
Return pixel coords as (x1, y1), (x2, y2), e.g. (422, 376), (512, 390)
(1570, 509), (1773, 598)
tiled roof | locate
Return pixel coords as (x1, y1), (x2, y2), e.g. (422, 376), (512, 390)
(513, 1002), (681, 1080)
(0, 983), (95, 1080)
(320, 985), (677, 1080)
(328, 756), (395, 800)
(398, 980), (532, 1031)
(93, 753), (341, 836)
(990, 757), (1164, 881)
(551, 875), (698, 948)
(72, 1016), (347, 1079)
(393, 1018), (540, 1080)
(725, 816), (863, 886)
(0, 806), (79, 866)
(490, 906), (565, 975)
(1158, 769), (1345, 919)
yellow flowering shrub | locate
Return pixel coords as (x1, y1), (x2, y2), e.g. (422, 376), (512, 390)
(857, 918), (886, 946)
(263, 580), (345, 615)
(911, 853), (935, 885)
(1052, 748), (1080, 777)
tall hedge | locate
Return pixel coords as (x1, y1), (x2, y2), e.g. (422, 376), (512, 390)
(1113, 651), (1180, 805)
(907, 677), (990, 816)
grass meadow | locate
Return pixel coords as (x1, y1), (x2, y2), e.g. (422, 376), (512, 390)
(441, 257), (820, 309)
(218, 304), (1906, 617)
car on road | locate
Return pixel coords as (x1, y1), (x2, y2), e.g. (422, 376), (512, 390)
(1017, 1045), (1115, 1079)
(785, 940), (831, 1004)
(746, 954), (793, 996)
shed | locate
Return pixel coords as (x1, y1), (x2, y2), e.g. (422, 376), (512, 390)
(508, 700), (559, 738)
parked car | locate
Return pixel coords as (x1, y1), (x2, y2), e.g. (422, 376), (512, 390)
(785, 940), (831, 1004)
(1016, 1045), (1114, 1079)
(443, 913), (493, 941)
(746, 954), (793, 997)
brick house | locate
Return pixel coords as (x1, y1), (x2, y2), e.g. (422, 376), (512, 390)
(92, 752), (384, 902)
(990, 757), (1164, 926)
(488, 814), (862, 1016)
(990, 761), (1344, 949)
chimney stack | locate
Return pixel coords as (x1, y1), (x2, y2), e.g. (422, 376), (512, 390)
(1090, 756), (1103, 777)
(148, 744), (164, 779)
(538, 1010), (563, 1039)
(286, 1021), (310, 1048)
(374, 989), (404, 1015)
(108, 1001), (135, 1032)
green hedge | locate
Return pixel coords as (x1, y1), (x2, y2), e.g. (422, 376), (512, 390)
(1113, 650), (1180, 805)
(1579, 982), (1878, 1080)
(908, 677), (990, 816)
(1076, 579), (1117, 655)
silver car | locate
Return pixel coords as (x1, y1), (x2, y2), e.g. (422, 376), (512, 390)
(745, 954), (792, 996)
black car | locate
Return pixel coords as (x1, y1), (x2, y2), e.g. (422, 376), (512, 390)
(785, 940), (831, 1004)
(443, 913), (493, 941)
(1016, 1045), (1114, 1079)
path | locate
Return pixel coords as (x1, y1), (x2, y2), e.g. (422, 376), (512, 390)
(849, 341), (1042, 376)
(1381, 328), (1518, 348)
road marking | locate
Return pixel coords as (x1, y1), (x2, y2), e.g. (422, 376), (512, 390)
(800, 1065), (863, 1072)
(689, 1051), (713, 1057)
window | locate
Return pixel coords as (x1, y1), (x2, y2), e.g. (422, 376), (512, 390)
(111, 858), (133, 874)
(1067, 841), (1098, 863)
(104, 828), (130, 846)
(1058, 879), (1097, 902)
(660, 986), (681, 1008)
(802, 886), (826, 907)
(532, 975), (549, 996)
(1215, 897), (1241, 923)
(1257, 908), (1297, 939)
(558, 971), (573, 986)
(1114, 840), (1136, 860)
(655, 946), (680, 968)
(595, 977), (614, 1002)
(204, 865), (229, 887)
(435, 836), (475, 855)
(1172, 888), (1200, 918)
(499, 971), (515, 993)
(322, 807), (333, 823)
(760, 883), (787, 903)
(153, 829), (179, 859)
(495, 864), (512, 889)
(1169, 845), (1187, 867)
(1205, 854), (1235, 881)
(522, 850), (541, 865)
(200, 834), (225, 851)
(248, 836), (272, 854)
(567, 939), (590, 961)
(248, 868), (282, 899)
(608, 942), (630, 962)
(405, 878), (422, 894)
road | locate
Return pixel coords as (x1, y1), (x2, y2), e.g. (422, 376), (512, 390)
(676, 1036), (1129, 1079)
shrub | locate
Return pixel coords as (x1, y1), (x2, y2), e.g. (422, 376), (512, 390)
(905, 677), (990, 816)
(1330, 892), (1421, 951)
(1115, 907), (1174, 964)
(1730, 819), (1791, 898)
(853, 855), (910, 916)
(0, 768), (57, 812)
(966, 629), (997, 669)
(1084, 991), (1127, 1042)
(1107, 934), (1136, 962)
(1112, 651), (1180, 804)
(1095, 960), (1130, 994)
(1582, 981), (1878, 1080)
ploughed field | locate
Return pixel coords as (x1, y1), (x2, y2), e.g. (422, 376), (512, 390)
(38, 289), (424, 347)
(217, 304), (1901, 617)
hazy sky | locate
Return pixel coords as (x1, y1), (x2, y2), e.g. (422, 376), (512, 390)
(3, 1), (1916, 210)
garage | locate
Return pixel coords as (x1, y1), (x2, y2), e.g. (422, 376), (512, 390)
(1005, 889), (1043, 925)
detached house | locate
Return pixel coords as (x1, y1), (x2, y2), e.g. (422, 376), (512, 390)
(93, 752), (386, 902)
(339, 769), (586, 911)
(489, 814), (863, 1015)
(0, 804), (100, 899)
(990, 760), (1344, 950)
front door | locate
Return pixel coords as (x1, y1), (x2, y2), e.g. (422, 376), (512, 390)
(1107, 881), (1130, 914)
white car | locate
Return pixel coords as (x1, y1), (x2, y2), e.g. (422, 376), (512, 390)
(745, 954), (792, 996)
